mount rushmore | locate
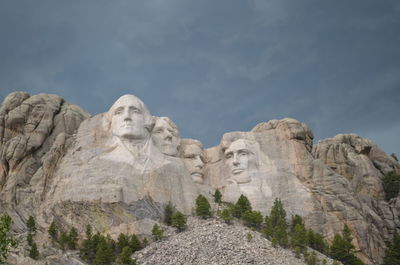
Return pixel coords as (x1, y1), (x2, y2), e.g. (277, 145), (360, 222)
(0, 92), (399, 264)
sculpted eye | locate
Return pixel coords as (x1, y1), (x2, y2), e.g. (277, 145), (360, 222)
(130, 107), (141, 114)
(184, 155), (195, 159)
(225, 153), (233, 159)
(154, 129), (163, 134)
(114, 109), (123, 115)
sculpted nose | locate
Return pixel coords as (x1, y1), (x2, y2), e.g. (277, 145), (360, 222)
(195, 156), (204, 168)
(232, 154), (239, 166)
(164, 130), (173, 140)
(122, 111), (132, 121)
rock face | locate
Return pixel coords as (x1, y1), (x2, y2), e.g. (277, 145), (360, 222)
(0, 92), (399, 265)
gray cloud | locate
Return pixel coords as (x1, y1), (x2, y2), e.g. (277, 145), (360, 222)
(0, 0), (399, 156)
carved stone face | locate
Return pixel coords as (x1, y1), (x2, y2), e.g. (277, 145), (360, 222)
(182, 144), (204, 183)
(152, 118), (180, 156)
(110, 95), (149, 140)
(224, 139), (257, 184)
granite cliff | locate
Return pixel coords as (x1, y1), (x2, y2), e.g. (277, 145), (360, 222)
(0, 92), (399, 264)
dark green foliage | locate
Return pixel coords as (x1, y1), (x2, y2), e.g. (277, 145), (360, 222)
(289, 215), (306, 250)
(68, 227), (79, 250)
(195, 194), (212, 218)
(382, 171), (400, 201)
(118, 246), (136, 265)
(246, 232), (253, 242)
(85, 224), (92, 240)
(80, 232), (101, 263)
(390, 153), (398, 162)
(213, 189), (222, 203)
(142, 238), (148, 247)
(93, 236), (114, 265)
(291, 224), (307, 250)
(27, 233), (34, 246)
(117, 233), (130, 254)
(384, 233), (400, 265)
(330, 225), (365, 265)
(269, 198), (287, 228)
(263, 198), (288, 247)
(171, 211), (187, 232)
(48, 221), (58, 241)
(218, 208), (233, 224)
(151, 224), (164, 241)
(59, 231), (69, 251)
(307, 229), (328, 254)
(27, 216), (36, 234)
(129, 234), (142, 253)
(0, 214), (18, 264)
(29, 242), (39, 260)
(290, 215), (303, 233)
(306, 251), (317, 265)
(242, 210), (263, 229)
(164, 202), (174, 225)
(233, 195), (252, 218)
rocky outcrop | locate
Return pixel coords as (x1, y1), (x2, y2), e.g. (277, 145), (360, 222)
(1, 92), (399, 265)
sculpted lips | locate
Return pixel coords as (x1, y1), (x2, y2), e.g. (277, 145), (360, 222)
(191, 172), (203, 178)
(232, 168), (245, 174)
(121, 122), (134, 128)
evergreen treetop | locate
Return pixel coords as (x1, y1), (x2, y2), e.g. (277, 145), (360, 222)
(164, 202), (174, 225)
(0, 214), (18, 264)
(384, 233), (400, 265)
(213, 189), (222, 204)
(48, 221), (58, 240)
(27, 216), (36, 233)
(233, 194), (252, 218)
(171, 211), (187, 232)
(195, 194), (212, 218)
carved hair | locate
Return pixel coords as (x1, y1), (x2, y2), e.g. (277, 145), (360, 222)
(179, 138), (203, 157)
(154, 116), (180, 137)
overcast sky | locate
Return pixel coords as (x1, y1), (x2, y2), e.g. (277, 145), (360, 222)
(0, 0), (399, 155)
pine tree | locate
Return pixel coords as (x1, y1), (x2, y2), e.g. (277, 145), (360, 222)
(129, 234), (142, 252)
(382, 171), (400, 201)
(80, 231), (98, 263)
(85, 224), (93, 240)
(118, 246), (136, 265)
(242, 210), (263, 229)
(117, 233), (130, 254)
(213, 189), (222, 204)
(263, 198), (288, 247)
(27, 232), (34, 246)
(68, 227), (79, 250)
(142, 238), (148, 247)
(195, 194), (212, 218)
(291, 223), (307, 250)
(48, 221), (58, 241)
(384, 233), (400, 265)
(330, 225), (365, 265)
(27, 216), (36, 234)
(0, 214), (18, 264)
(171, 211), (187, 232)
(164, 202), (174, 225)
(93, 237), (113, 265)
(151, 224), (164, 241)
(59, 231), (69, 251)
(29, 242), (39, 260)
(233, 195), (252, 218)
(218, 208), (233, 224)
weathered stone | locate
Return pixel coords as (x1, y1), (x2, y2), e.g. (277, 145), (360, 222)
(1, 92), (399, 265)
